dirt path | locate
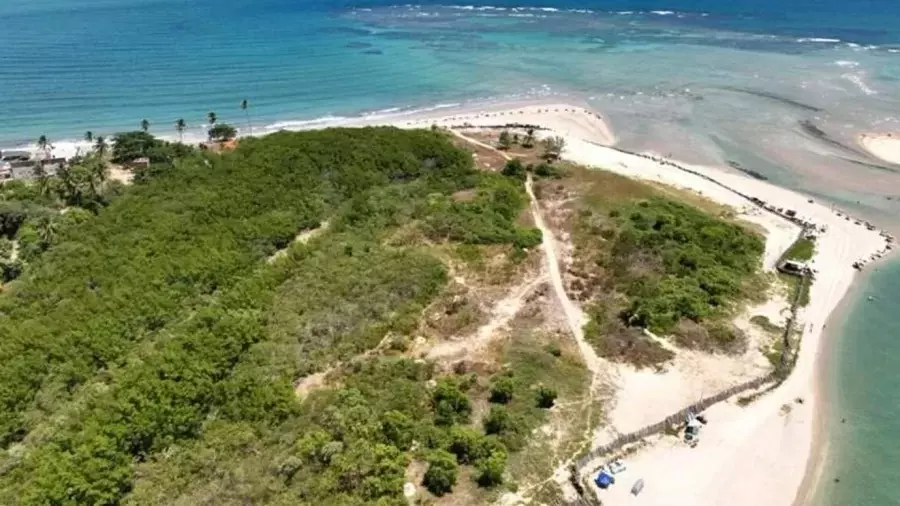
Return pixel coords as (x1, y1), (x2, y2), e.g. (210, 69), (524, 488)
(452, 129), (603, 377)
(524, 174), (603, 377)
(426, 273), (548, 360)
(452, 129), (611, 502)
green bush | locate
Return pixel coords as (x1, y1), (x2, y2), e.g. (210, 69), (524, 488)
(432, 378), (472, 426)
(544, 342), (562, 357)
(475, 449), (508, 487)
(423, 450), (459, 496)
(502, 158), (526, 180)
(535, 386), (558, 409)
(489, 375), (515, 404)
(483, 405), (512, 435)
(610, 198), (764, 333)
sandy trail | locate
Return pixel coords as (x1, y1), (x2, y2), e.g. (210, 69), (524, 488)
(451, 130), (603, 379)
(524, 174), (603, 378)
(425, 273), (548, 360)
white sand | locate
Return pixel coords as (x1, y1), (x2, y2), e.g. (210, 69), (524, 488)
(859, 132), (900, 165)
(357, 103), (890, 506)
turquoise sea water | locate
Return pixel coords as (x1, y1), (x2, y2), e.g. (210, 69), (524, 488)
(819, 259), (900, 506)
(3, 1), (900, 503)
(4, 0), (900, 216)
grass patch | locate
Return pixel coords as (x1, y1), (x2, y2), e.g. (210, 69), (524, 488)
(494, 330), (591, 486)
(782, 237), (816, 262)
(750, 315), (783, 334)
(780, 272), (811, 307)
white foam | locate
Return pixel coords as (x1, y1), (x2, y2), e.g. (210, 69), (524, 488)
(651, 10), (675, 15)
(796, 37), (841, 43)
(267, 115), (351, 130)
(842, 73), (877, 95)
(833, 60), (860, 68)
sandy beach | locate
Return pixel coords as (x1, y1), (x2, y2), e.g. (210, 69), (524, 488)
(859, 133), (900, 166)
(361, 103), (891, 506)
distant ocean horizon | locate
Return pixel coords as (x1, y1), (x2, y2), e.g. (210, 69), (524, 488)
(4, 1), (900, 504)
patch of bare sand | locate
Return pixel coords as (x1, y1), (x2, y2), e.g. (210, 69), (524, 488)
(424, 273), (548, 361)
(108, 165), (133, 184)
(267, 221), (329, 263)
(859, 132), (900, 165)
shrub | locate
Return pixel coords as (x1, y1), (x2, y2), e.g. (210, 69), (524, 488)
(475, 449), (508, 487)
(208, 123), (237, 142)
(535, 386), (558, 409)
(423, 450), (459, 496)
(502, 158), (526, 180)
(512, 227), (542, 249)
(447, 426), (484, 464)
(432, 378), (472, 425)
(498, 130), (512, 150)
(544, 342), (562, 357)
(489, 375), (515, 404)
(533, 162), (558, 178)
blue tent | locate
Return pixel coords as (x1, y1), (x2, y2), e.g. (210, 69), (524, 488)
(595, 471), (615, 489)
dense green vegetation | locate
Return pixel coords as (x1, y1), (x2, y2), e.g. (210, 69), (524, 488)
(612, 198), (764, 331)
(543, 168), (766, 366)
(0, 128), (547, 504)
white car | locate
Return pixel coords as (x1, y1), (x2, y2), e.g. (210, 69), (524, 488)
(608, 460), (627, 474)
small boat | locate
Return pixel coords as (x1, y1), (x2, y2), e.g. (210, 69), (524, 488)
(632, 478), (645, 496)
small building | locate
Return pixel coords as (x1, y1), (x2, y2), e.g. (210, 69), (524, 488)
(0, 150), (32, 162)
(778, 260), (810, 276)
(130, 157), (150, 169)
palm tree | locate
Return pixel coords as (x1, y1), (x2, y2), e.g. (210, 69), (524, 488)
(207, 112), (217, 127)
(94, 136), (108, 159)
(141, 119), (150, 132)
(84, 131), (94, 143)
(522, 128), (536, 148)
(240, 99), (252, 136)
(36, 216), (58, 249)
(175, 118), (186, 143)
(90, 158), (108, 190)
(36, 135), (51, 159)
(32, 163), (49, 195)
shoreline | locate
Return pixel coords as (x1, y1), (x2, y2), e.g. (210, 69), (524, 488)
(792, 262), (867, 506)
(794, 251), (894, 506)
(1, 97), (600, 162)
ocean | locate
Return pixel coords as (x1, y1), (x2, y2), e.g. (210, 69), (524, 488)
(818, 260), (900, 506)
(3, 1), (900, 503)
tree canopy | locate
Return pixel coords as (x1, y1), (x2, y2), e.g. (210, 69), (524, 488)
(0, 127), (546, 505)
